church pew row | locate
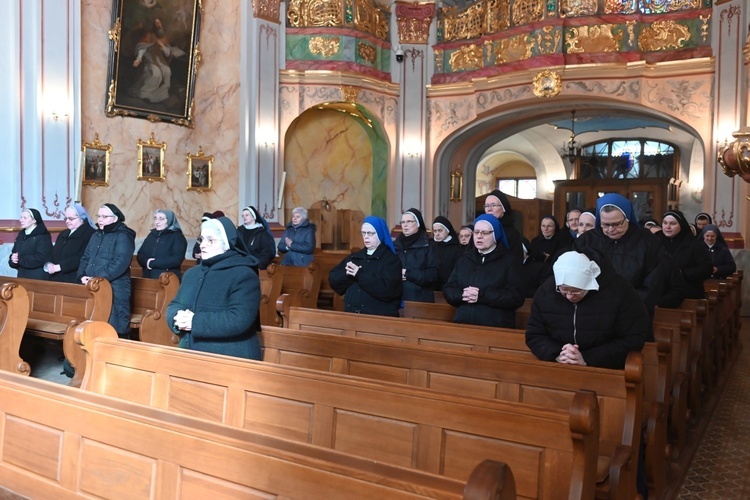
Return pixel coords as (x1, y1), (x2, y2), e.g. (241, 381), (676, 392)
(280, 306), (682, 499)
(0, 283), (31, 376)
(259, 261), (321, 326)
(0, 370), (517, 500)
(75, 321), (601, 500)
(259, 325), (643, 500)
(129, 273), (179, 346)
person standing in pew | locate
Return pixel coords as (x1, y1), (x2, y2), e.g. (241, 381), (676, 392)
(167, 216), (261, 360)
(430, 216), (463, 291)
(237, 206), (276, 270)
(394, 208), (439, 303)
(191, 211), (224, 262)
(9, 208), (53, 280)
(525, 249), (649, 369)
(78, 204), (136, 339)
(700, 224), (736, 279)
(136, 209), (188, 280)
(44, 204), (97, 283)
(277, 207), (316, 267)
(328, 216), (402, 317)
(442, 214), (523, 328)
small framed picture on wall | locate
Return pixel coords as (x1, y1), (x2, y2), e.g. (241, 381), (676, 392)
(82, 134), (112, 187)
(137, 132), (166, 181)
(186, 146), (213, 192)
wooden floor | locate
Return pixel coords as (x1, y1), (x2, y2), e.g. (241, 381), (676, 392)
(21, 319), (750, 499)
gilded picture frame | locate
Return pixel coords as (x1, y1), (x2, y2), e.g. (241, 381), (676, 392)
(137, 132), (166, 181)
(450, 170), (463, 201)
(105, 0), (203, 127)
(186, 146), (212, 192)
(82, 134), (112, 187)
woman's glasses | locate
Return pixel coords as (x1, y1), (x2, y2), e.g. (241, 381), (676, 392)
(556, 286), (586, 297)
(197, 236), (218, 245)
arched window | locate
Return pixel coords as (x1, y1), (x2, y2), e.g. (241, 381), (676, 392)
(577, 139), (677, 180)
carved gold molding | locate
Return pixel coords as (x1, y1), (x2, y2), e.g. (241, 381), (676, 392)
(252, 0), (281, 23)
(309, 36), (341, 58)
(449, 44), (483, 72)
(638, 20), (691, 52)
(357, 42), (377, 64)
(395, 2), (436, 45)
(287, 0), (389, 41)
(566, 25), (622, 54)
(341, 85), (360, 102)
(532, 70), (561, 98)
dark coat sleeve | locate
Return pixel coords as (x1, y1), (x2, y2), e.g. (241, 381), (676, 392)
(191, 268), (260, 340)
(354, 252), (403, 302)
(404, 246), (439, 288)
(712, 246), (736, 278)
(55, 226), (95, 274)
(525, 287), (564, 362)
(11, 232), (53, 270)
(441, 266), (464, 307)
(328, 255), (355, 296)
(289, 226), (315, 255)
(255, 231), (276, 269)
(153, 232), (188, 271)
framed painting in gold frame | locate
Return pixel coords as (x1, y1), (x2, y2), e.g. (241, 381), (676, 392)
(186, 146), (212, 192)
(137, 132), (166, 181)
(82, 134), (111, 187)
(450, 170), (463, 201)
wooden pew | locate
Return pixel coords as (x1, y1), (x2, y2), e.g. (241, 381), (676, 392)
(0, 282), (31, 376)
(400, 301), (456, 321)
(0, 369), (516, 500)
(313, 249), (353, 309)
(76, 321), (601, 499)
(283, 306), (673, 500)
(260, 326), (643, 499)
(129, 273), (179, 346)
(130, 254), (194, 277)
(258, 263), (283, 326)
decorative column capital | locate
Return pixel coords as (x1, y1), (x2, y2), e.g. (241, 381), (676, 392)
(252, 0), (280, 24)
(394, 2), (435, 45)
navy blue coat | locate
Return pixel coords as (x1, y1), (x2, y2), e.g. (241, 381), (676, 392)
(77, 221), (136, 336)
(9, 225), (53, 279)
(705, 242), (736, 279)
(167, 250), (261, 359)
(49, 224), (96, 283)
(136, 228), (188, 280)
(329, 244), (403, 317)
(278, 219), (316, 267)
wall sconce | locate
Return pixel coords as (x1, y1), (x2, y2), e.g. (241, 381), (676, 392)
(257, 130), (277, 150)
(403, 141), (423, 159)
(50, 111), (69, 122)
(260, 141), (276, 149)
(717, 127), (750, 182)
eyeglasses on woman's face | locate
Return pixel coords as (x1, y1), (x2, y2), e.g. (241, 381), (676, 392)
(197, 235), (219, 246)
(97, 214), (115, 220)
(473, 230), (493, 237)
(556, 286), (586, 297)
(361, 231), (376, 237)
(600, 218), (626, 230)
(400, 219), (416, 225)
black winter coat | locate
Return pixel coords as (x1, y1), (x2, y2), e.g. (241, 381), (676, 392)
(278, 219), (316, 267)
(328, 244), (403, 317)
(525, 271), (649, 369)
(431, 238), (464, 291)
(9, 225), (53, 279)
(574, 224), (665, 310)
(49, 224), (96, 283)
(77, 221), (136, 335)
(136, 228), (188, 280)
(394, 232), (439, 302)
(166, 250), (261, 359)
(238, 225), (276, 270)
(657, 232), (712, 307)
(705, 242), (736, 279)
(442, 245), (524, 328)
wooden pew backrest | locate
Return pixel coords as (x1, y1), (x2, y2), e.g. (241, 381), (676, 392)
(0, 283), (30, 376)
(130, 272), (179, 346)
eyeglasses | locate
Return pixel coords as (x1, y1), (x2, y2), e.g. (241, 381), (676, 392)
(400, 220), (416, 225)
(601, 218), (626, 230)
(64, 216), (79, 221)
(361, 231), (376, 237)
(197, 236), (218, 245)
(484, 203), (501, 209)
(567, 218), (579, 223)
(473, 230), (493, 236)
(153, 216), (167, 221)
(97, 214), (115, 219)
(556, 286), (586, 297)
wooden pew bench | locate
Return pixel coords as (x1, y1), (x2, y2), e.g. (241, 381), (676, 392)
(259, 263), (283, 326)
(76, 321), (600, 500)
(282, 306), (673, 500)
(0, 282), (31, 376)
(313, 250), (353, 309)
(0, 370), (515, 500)
(260, 325), (644, 500)
(129, 273), (179, 346)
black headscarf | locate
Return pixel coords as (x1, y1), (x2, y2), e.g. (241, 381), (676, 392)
(25, 208), (47, 231)
(432, 215), (458, 243)
(398, 207), (427, 250)
(486, 190), (514, 217)
(104, 203), (125, 222)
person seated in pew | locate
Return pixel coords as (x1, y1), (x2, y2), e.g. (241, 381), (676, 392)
(565, 209), (581, 238)
(458, 224), (474, 253)
(394, 208), (439, 303)
(328, 216), (402, 317)
(167, 216), (261, 360)
(529, 215), (572, 263)
(520, 237), (550, 299)
(525, 249), (649, 369)
(576, 208), (596, 237)
(9, 208), (53, 280)
(136, 209), (188, 280)
(277, 207), (316, 267)
(700, 224), (736, 279)
(430, 216), (463, 291)
(237, 206), (276, 270)
(442, 214), (524, 328)
(44, 204), (97, 283)
(78, 204), (136, 339)
(694, 212), (712, 235)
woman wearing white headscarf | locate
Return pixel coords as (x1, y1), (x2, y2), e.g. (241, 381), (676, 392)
(525, 249), (649, 369)
(45, 204), (97, 283)
(136, 209), (188, 280)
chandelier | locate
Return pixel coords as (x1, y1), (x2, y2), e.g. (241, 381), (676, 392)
(560, 110), (582, 161)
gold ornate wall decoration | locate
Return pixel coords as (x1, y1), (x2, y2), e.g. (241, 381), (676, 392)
(287, 0), (342, 28)
(566, 25), (622, 54)
(395, 2), (436, 44)
(512, 0), (544, 27)
(449, 44), (484, 72)
(341, 85), (360, 103)
(253, 0), (281, 23)
(434, 48), (444, 72)
(494, 34), (533, 65)
(309, 36), (341, 57)
(354, 0), (390, 40)
(626, 20), (637, 47)
(639, 20), (691, 51)
(560, 0), (597, 18)
(485, 0), (511, 35)
(699, 15), (710, 43)
(535, 25), (561, 55)
(357, 42), (377, 64)
(440, 2), (485, 42)
(532, 70), (562, 98)
(604, 0), (637, 14)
